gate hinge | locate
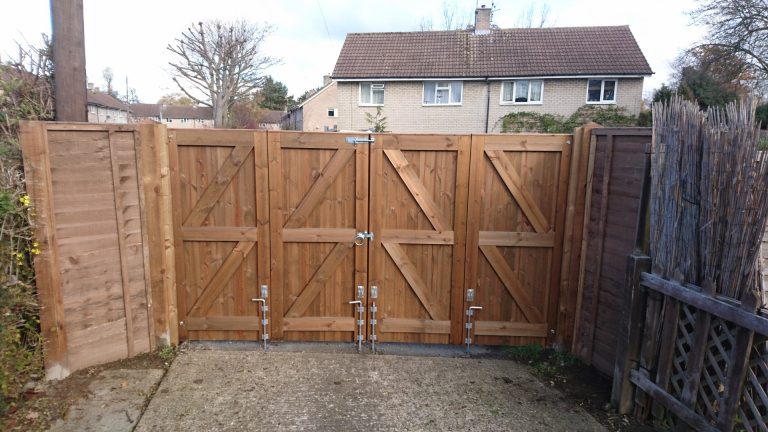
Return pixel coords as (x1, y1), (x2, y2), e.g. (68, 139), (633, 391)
(345, 136), (375, 145)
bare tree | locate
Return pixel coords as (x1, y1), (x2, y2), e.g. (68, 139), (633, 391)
(416, 1), (471, 31)
(691, 0), (768, 86)
(167, 20), (279, 127)
(516, 3), (553, 28)
(102, 67), (115, 96)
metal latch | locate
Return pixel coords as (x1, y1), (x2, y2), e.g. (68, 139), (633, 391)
(345, 136), (375, 145)
(354, 231), (374, 246)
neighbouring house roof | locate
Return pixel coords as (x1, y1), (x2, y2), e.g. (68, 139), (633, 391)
(87, 91), (129, 111)
(332, 26), (653, 79)
(258, 110), (286, 124)
(130, 103), (213, 120)
(296, 81), (336, 110)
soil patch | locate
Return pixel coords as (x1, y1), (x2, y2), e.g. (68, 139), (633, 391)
(0, 350), (174, 432)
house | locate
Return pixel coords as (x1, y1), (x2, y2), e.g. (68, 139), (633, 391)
(331, 6), (653, 133)
(129, 103), (213, 128)
(286, 77), (339, 132)
(87, 90), (130, 124)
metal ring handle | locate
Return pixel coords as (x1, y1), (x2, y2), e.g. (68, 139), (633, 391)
(354, 233), (365, 246)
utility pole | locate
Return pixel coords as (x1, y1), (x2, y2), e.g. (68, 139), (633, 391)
(51, 0), (87, 121)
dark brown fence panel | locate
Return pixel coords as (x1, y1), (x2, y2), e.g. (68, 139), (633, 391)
(573, 128), (651, 374)
(21, 122), (157, 379)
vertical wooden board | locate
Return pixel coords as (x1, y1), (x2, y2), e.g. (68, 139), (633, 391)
(547, 140), (572, 344)
(254, 131), (271, 339)
(20, 122), (69, 378)
(167, 129), (186, 342)
(267, 132), (285, 339)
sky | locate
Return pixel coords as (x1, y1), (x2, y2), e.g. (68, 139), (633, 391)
(0, 0), (706, 103)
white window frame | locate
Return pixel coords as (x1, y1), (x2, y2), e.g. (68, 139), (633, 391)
(500, 80), (544, 105)
(422, 80), (463, 106)
(586, 79), (618, 104)
(359, 82), (384, 106)
(327, 107), (338, 117)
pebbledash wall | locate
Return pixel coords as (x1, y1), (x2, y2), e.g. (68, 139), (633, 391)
(336, 78), (644, 133)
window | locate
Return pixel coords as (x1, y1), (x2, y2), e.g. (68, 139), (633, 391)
(327, 108), (337, 117)
(89, 105), (96, 113)
(501, 80), (543, 104)
(423, 81), (463, 105)
(360, 83), (384, 105)
(587, 79), (617, 103)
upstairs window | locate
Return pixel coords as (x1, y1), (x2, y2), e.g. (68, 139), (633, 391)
(423, 81), (463, 105)
(360, 83), (384, 105)
(501, 80), (543, 104)
(587, 79), (617, 103)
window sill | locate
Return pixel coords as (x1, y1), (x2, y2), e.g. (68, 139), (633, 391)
(359, 103), (384, 107)
(421, 103), (463, 107)
(500, 102), (543, 106)
(586, 101), (617, 105)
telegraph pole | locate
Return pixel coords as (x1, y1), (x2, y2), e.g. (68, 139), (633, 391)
(51, 0), (87, 121)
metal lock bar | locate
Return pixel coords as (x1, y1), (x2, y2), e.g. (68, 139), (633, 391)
(261, 319), (269, 325)
(357, 319), (365, 326)
(345, 136), (375, 145)
(370, 319), (377, 325)
(354, 231), (374, 246)
(370, 334), (377, 341)
(370, 305), (378, 313)
(465, 337), (472, 344)
(466, 322), (473, 329)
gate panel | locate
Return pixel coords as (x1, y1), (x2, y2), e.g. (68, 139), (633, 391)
(465, 134), (571, 346)
(171, 130), (270, 341)
(369, 135), (470, 344)
(268, 132), (368, 341)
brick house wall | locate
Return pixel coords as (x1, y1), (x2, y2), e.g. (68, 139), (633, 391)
(301, 82), (340, 132)
(337, 77), (644, 133)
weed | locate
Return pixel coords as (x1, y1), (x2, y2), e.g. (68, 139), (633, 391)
(504, 344), (583, 381)
(158, 345), (176, 363)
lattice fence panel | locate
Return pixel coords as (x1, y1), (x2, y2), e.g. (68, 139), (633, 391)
(696, 318), (737, 423)
(670, 304), (697, 398)
(739, 337), (768, 432)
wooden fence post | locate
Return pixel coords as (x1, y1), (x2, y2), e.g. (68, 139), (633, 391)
(612, 252), (651, 413)
(138, 124), (178, 346)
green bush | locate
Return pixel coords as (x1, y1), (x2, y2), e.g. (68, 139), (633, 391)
(0, 39), (53, 413)
(500, 105), (642, 133)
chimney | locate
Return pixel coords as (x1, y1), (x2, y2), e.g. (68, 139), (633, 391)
(323, 75), (332, 86)
(474, 5), (492, 35)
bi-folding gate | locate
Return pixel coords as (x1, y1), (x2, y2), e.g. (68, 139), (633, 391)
(170, 130), (571, 347)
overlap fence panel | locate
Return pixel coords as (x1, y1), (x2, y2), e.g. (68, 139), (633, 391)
(573, 128), (652, 374)
(21, 122), (158, 378)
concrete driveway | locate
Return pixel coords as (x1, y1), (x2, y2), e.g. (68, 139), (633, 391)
(134, 343), (605, 432)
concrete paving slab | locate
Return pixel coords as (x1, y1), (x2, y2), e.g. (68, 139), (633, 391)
(136, 347), (606, 431)
(48, 369), (164, 432)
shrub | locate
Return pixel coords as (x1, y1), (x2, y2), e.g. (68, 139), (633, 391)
(0, 38), (53, 413)
(500, 104), (641, 133)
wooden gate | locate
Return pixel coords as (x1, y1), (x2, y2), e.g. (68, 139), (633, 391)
(169, 130), (575, 345)
(464, 134), (571, 345)
(171, 130), (271, 341)
(369, 135), (470, 344)
(267, 132), (368, 341)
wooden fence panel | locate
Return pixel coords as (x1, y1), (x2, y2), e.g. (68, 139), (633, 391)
(464, 134), (572, 346)
(171, 129), (270, 341)
(573, 128), (651, 374)
(21, 122), (154, 379)
(368, 134), (470, 344)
